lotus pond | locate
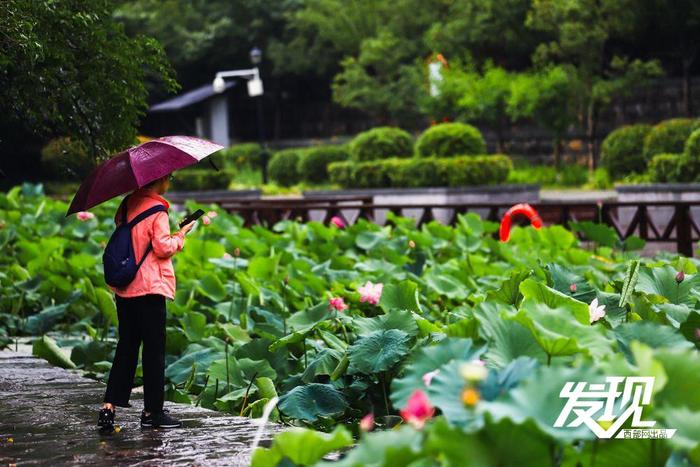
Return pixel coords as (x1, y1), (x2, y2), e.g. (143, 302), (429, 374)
(1, 184), (699, 466)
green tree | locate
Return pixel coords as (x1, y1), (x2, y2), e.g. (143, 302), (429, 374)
(424, 0), (538, 69)
(332, 31), (427, 127)
(0, 0), (177, 159)
(526, 0), (662, 169)
(508, 66), (578, 168)
(635, 0), (700, 116)
(453, 65), (513, 152)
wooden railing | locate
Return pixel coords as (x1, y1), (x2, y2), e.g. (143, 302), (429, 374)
(211, 200), (700, 256)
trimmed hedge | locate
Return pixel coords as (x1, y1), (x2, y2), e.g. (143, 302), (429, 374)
(684, 128), (700, 161)
(648, 153), (683, 183)
(440, 155), (512, 187)
(349, 127), (414, 161)
(170, 168), (234, 191)
(643, 118), (700, 160)
(219, 143), (262, 168)
(269, 148), (303, 186)
(329, 155), (512, 188)
(600, 124), (652, 178)
(416, 123), (486, 157)
(41, 137), (95, 180)
(298, 145), (350, 183)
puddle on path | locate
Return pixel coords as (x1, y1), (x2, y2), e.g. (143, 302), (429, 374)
(0, 351), (281, 466)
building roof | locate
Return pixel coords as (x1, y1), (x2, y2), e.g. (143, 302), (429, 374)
(149, 81), (236, 112)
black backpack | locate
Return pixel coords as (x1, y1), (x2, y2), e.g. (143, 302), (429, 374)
(102, 196), (167, 287)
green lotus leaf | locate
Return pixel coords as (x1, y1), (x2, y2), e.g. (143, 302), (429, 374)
(379, 280), (422, 313)
(198, 273), (227, 302)
(278, 383), (348, 422)
(32, 335), (76, 369)
(513, 301), (615, 360)
(473, 302), (546, 368)
(252, 426), (353, 467)
(636, 265), (700, 306)
(391, 338), (485, 408)
(353, 309), (418, 337)
(348, 329), (411, 374)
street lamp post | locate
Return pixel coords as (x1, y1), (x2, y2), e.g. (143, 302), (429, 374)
(249, 47), (269, 184)
(212, 46), (269, 183)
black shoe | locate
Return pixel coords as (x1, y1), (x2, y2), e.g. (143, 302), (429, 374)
(98, 407), (115, 430)
(142, 409), (181, 429)
(140, 410), (153, 428)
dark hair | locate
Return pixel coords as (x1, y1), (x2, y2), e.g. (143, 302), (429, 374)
(145, 174), (169, 188)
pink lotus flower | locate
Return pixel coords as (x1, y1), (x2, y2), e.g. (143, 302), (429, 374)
(422, 370), (440, 387)
(329, 297), (348, 312)
(207, 210), (218, 218)
(358, 281), (383, 305)
(359, 413), (374, 432)
(400, 390), (435, 429)
(202, 215), (211, 225)
(223, 253), (232, 260)
(330, 216), (346, 229)
(76, 211), (95, 221)
(695, 328), (700, 340)
(569, 283), (577, 293)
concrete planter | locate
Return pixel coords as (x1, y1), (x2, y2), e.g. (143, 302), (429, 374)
(304, 185), (540, 224)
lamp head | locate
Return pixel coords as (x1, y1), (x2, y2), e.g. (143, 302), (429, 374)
(212, 76), (226, 93)
(250, 46), (262, 65)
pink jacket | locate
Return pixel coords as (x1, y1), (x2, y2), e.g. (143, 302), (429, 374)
(109, 188), (185, 300)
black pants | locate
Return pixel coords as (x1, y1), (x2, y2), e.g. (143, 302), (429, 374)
(103, 294), (166, 413)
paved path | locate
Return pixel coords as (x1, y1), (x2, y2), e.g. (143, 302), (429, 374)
(0, 350), (281, 466)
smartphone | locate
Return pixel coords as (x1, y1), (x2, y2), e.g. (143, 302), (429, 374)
(179, 209), (205, 228)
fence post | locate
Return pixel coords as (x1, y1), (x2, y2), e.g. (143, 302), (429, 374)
(676, 204), (694, 257)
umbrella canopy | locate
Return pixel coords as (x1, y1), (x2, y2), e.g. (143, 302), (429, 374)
(66, 135), (223, 215)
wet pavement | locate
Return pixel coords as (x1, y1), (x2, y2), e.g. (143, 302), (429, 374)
(0, 350), (281, 466)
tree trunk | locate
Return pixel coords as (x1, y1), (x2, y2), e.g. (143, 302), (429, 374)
(586, 101), (598, 171)
(682, 56), (694, 117)
(553, 137), (562, 169)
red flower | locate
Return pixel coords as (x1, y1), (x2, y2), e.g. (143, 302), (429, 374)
(400, 390), (435, 429)
(329, 297), (348, 312)
(359, 413), (375, 432)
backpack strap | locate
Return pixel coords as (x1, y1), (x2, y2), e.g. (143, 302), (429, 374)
(117, 195), (129, 226)
(127, 204), (168, 269)
(128, 204), (168, 228)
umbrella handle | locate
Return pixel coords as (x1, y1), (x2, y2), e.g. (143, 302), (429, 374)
(208, 158), (220, 172)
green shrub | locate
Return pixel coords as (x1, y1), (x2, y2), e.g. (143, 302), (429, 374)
(41, 137), (95, 180)
(587, 168), (613, 189)
(170, 168), (235, 191)
(353, 160), (393, 188)
(387, 158), (446, 188)
(328, 161), (355, 188)
(439, 155), (511, 186)
(507, 164), (587, 187)
(648, 153), (683, 182)
(269, 148), (303, 186)
(416, 123), (486, 157)
(329, 155), (512, 188)
(643, 118), (700, 160)
(349, 127), (414, 161)
(600, 124), (652, 178)
(219, 143), (262, 168)
(298, 145), (350, 183)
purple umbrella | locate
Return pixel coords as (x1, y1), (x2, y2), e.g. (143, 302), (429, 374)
(66, 135), (223, 215)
